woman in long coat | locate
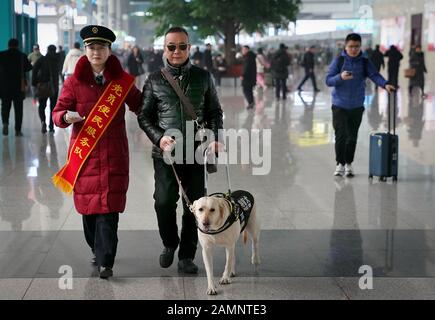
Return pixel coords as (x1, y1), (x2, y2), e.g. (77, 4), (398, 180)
(52, 25), (142, 279)
(409, 45), (428, 98)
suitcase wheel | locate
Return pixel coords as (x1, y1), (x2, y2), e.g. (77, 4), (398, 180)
(369, 175), (373, 179)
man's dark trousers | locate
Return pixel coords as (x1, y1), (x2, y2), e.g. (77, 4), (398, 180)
(332, 105), (365, 165)
(1, 96), (24, 132)
(153, 159), (205, 260)
(242, 84), (255, 105)
(298, 68), (318, 91)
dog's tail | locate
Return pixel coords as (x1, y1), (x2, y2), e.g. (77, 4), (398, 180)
(242, 230), (248, 244)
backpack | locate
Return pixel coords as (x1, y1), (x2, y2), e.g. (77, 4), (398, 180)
(337, 55), (369, 78)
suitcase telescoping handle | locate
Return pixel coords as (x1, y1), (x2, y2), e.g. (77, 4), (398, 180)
(388, 91), (396, 135)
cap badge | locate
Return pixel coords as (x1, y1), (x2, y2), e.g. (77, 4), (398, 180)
(92, 27), (98, 34)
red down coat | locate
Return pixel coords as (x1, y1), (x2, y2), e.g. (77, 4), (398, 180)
(52, 55), (142, 215)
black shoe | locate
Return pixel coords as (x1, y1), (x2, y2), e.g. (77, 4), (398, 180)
(15, 131), (23, 137)
(49, 128), (55, 133)
(297, 87), (302, 91)
(177, 258), (198, 274)
(2, 127), (7, 136)
(160, 246), (177, 268)
(99, 266), (113, 279)
(314, 89), (320, 93)
(41, 122), (47, 134)
(246, 103), (255, 110)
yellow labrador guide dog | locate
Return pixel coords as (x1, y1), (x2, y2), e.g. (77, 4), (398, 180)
(192, 189), (260, 295)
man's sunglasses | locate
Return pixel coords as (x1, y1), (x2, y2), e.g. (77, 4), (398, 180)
(166, 43), (189, 52)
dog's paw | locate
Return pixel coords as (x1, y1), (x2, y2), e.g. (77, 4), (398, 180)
(251, 255), (261, 265)
(207, 286), (218, 295)
(219, 277), (231, 285)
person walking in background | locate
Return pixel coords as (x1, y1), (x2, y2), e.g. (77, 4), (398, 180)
(271, 43), (290, 100)
(147, 47), (163, 74)
(256, 48), (270, 92)
(370, 45), (385, 73)
(408, 45), (427, 98)
(32, 44), (59, 134)
(297, 45), (320, 92)
(127, 46), (145, 87)
(213, 54), (227, 87)
(57, 45), (66, 84)
(0, 38), (32, 136)
(326, 33), (395, 178)
(203, 43), (214, 74)
(191, 46), (203, 67)
(384, 45), (403, 88)
(241, 45), (257, 109)
(52, 25), (142, 279)
(62, 42), (83, 80)
(28, 44), (42, 66)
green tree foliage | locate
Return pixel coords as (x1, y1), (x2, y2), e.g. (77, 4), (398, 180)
(147, 0), (300, 65)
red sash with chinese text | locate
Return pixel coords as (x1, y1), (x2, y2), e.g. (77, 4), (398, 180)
(52, 73), (135, 194)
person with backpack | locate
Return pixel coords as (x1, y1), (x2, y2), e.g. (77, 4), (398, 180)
(32, 44), (59, 133)
(271, 43), (290, 100)
(326, 33), (395, 178)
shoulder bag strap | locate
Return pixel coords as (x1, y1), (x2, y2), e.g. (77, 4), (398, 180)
(161, 68), (198, 121)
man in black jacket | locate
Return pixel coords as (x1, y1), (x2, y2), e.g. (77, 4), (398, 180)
(0, 38), (32, 136)
(241, 45), (257, 109)
(32, 44), (59, 134)
(271, 43), (290, 100)
(138, 27), (224, 274)
(297, 46), (320, 92)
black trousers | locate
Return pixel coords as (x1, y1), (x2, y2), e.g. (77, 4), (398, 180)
(38, 92), (58, 130)
(298, 69), (318, 90)
(82, 212), (119, 268)
(388, 69), (399, 87)
(1, 97), (24, 131)
(153, 158), (205, 260)
(332, 106), (365, 165)
(242, 84), (255, 105)
(275, 78), (287, 99)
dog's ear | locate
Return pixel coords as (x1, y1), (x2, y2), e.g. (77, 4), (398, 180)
(191, 200), (197, 213)
(219, 201), (227, 219)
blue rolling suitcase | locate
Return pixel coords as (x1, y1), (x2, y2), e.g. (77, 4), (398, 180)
(369, 92), (398, 182)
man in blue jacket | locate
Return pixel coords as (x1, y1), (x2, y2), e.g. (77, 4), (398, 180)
(326, 33), (395, 177)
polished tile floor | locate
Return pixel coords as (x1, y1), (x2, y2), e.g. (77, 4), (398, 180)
(1, 70), (435, 299)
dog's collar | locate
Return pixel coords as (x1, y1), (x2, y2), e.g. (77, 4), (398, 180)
(197, 194), (239, 235)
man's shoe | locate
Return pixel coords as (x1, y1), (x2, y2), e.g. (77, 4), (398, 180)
(15, 131), (23, 137)
(334, 164), (345, 177)
(49, 127), (55, 133)
(2, 127), (8, 136)
(246, 103), (254, 110)
(345, 163), (354, 177)
(160, 246), (177, 268)
(314, 89), (321, 92)
(99, 266), (113, 279)
(178, 259), (198, 274)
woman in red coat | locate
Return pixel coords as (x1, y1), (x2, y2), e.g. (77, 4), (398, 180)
(52, 25), (142, 279)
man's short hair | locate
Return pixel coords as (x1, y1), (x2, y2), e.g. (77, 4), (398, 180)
(164, 26), (189, 38)
(345, 33), (362, 43)
(8, 38), (19, 48)
(243, 45), (250, 50)
(74, 42), (81, 49)
(33, 44), (40, 50)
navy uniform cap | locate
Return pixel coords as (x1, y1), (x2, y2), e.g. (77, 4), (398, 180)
(80, 25), (116, 46)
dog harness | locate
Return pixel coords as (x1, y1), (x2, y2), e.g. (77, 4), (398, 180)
(198, 190), (254, 235)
